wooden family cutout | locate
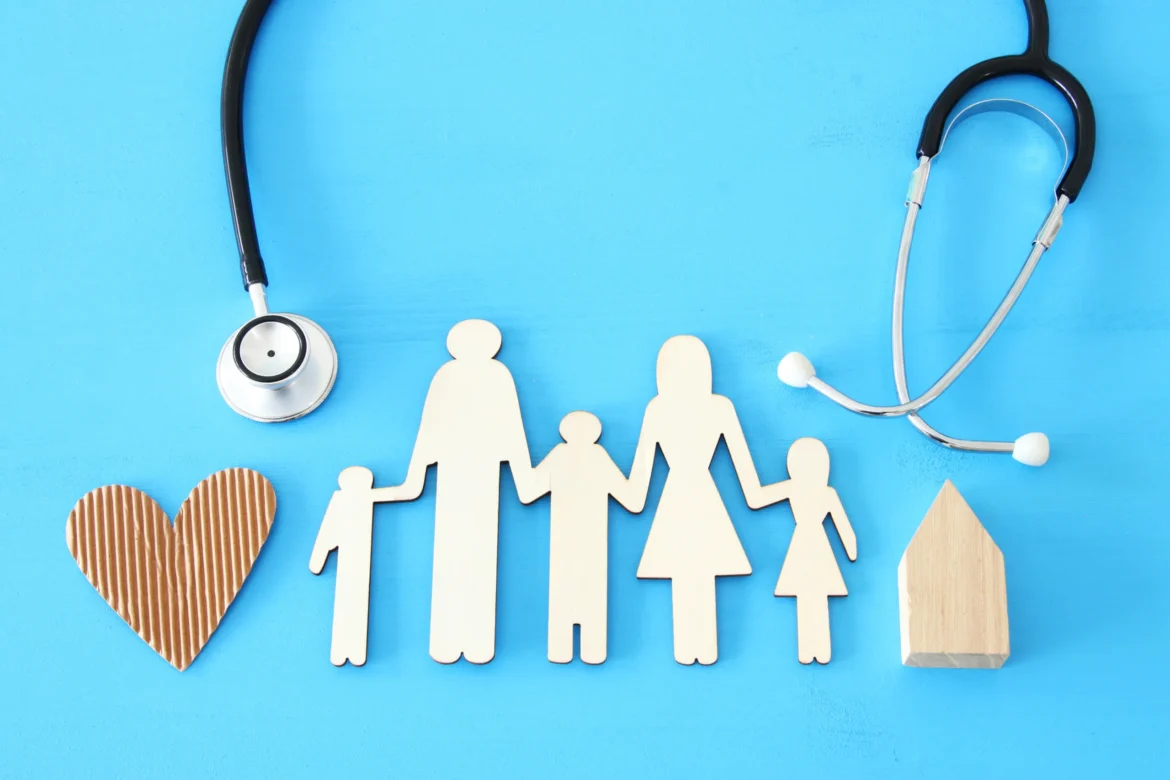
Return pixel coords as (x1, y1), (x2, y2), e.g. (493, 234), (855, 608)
(311, 323), (859, 667)
(899, 481), (1009, 668)
(65, 468), (277, 671)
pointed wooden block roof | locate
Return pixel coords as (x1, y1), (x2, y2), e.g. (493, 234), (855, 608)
(898, 481), (1009, 669)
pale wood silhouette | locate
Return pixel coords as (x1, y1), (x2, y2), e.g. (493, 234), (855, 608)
(310, 466), (408, 667)
(65, 469), (276, 671)
(375, 319), (535, 664)
(899, 481), (1009, 668)
(757, 438), (856, 664)
(627, 335), (767, 666)
(526, 411), (643, 664)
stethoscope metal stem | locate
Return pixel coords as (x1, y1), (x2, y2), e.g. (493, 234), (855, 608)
(248, 282), (269, 316)
(804, 159), (1068, 424)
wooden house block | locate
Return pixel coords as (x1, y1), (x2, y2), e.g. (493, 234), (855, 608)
(898, 481), (1009, 669)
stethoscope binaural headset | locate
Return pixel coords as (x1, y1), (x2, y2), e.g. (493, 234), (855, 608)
(777, 0), (1095, 467)
(216, 0), (338, 423)
(212, 0), (1095, 452)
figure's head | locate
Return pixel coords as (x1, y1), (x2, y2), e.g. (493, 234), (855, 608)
(786, 438), (830, 484)
(446, 319), (503, 360)
(338, 466), (374, 490)
(655, 335), (712, 397)
(559, 411), (602, 444)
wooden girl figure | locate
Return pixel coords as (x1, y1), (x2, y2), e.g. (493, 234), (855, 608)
(758, 438), (857, 664)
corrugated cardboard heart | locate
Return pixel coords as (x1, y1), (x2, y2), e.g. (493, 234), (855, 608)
(65, 468), (277, 671)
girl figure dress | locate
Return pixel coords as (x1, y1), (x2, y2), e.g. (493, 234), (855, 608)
(628, 335), (767, 665)
(758, 437), (857, 664)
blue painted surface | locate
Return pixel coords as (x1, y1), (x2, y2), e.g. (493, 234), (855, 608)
(1, 1), (1167, 776)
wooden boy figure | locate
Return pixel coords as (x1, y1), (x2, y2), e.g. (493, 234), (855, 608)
(310, 466), (402, 667)
(525, 411), (643, 664)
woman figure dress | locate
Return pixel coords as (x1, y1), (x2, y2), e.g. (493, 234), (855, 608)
(628, 335), (766, 665)
(758, 438), (857, 664)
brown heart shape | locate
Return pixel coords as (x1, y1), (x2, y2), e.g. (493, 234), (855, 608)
(65, 468), (277, 671)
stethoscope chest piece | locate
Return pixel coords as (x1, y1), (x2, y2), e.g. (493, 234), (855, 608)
(217, 310), (337, 423)
(216, 0), (339, 423)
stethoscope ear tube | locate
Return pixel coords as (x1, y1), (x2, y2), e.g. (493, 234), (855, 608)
(915, 56), (1095, 202)
(913, 0), (1095, 203)
(222, 0), (274, 289)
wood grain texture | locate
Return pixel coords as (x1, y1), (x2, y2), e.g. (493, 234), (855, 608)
(65, 468), (277, 671)
(898, 480), (1009, 669)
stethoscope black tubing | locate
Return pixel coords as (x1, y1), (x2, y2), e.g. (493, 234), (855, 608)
(915, 0), (1095, 202)
(222, 0), (274, 290)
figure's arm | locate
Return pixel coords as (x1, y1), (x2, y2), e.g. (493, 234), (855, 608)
(517, 449), (554, 505)
(756, 479), (794, 508)
(370, 483), (419, 503)
(720, 398), (765, 509)
(378, 374), (444, 503)
(623, 405), (658, 515)
(605, 453), (642, 513)
(828, 488), (857, 561)
(309, 495), (340, 574)
(498, 368), (539, 503)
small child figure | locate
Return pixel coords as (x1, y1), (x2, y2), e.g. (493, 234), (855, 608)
(524, 411), (644, 664)
(310, 466), (402, 667)
(757, 438), (857, 664)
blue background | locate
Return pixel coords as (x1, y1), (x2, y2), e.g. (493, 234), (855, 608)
(1, 0), (1167, 776)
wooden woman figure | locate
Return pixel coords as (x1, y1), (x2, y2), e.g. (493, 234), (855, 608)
(627, 335), (766, 665)
(758, 438), (857, 664)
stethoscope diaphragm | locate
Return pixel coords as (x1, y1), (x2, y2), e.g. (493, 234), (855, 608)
(232, 314), (308, 387)
(217, 311), (337, 423)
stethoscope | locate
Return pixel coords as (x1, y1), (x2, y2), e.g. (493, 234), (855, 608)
(777, 0), (1095, 467)
(215, 0), (339, 423)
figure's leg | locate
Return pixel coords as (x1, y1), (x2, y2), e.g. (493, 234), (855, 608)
(816, 597), (832, 664)
(429, 511), (464, 664)
(347, 565), (371, 667)
(671, 578), (698, 665)
(462, 568), (498, 664)
(548, 616), (574, 664)
(329, 574), (348, 666)
(694, 576), (718, 666)
(796, 595), (830, 664)
(461, 482), (501, 664)
(548, 573), (575, 663)
(330, 559), (371, 666)
(579, 603), (607, 665)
